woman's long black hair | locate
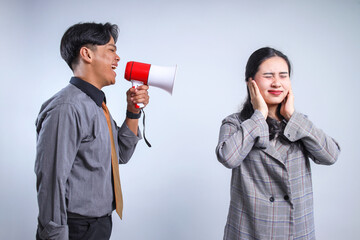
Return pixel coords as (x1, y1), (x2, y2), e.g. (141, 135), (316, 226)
(239, 47), (291, 141)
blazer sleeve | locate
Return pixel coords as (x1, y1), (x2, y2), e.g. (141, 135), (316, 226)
(284, 111), (340, 165)
(216, 110), (269, 169)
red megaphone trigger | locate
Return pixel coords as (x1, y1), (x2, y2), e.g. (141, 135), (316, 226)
(124, 61), (151, 85)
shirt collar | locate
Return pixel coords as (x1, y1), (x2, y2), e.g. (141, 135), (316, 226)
(70, 77), (105, 107)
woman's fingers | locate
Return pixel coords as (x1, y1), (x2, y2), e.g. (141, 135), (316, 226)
(248, 79), (268, 118)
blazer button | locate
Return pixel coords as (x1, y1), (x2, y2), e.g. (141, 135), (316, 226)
(269, 197), (274, 202)
(284, 195), (289, 201)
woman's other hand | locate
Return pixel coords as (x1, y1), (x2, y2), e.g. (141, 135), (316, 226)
(280, 86), (294, 121)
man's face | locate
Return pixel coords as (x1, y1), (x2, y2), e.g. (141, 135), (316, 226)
(91, 36), (120, 88)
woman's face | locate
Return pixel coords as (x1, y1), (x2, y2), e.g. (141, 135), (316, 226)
(252, 56), (291, 106)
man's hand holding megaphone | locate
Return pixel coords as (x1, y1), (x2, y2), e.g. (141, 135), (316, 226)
(126, 85), (150, 112)
(125, 84), (149, 137)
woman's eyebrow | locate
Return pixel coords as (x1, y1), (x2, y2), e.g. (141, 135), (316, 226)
(263, 72), (274, 76)
(262, 72), (288, 75)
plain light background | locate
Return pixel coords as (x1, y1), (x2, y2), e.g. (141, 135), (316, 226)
(0, 0), (359, 239)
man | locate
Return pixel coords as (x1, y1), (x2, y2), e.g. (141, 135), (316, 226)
(35, 22), (149, 240)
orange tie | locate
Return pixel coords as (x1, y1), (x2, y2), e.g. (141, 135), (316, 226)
(102, 102), (123, 219)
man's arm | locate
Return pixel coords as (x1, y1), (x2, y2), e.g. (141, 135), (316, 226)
(35, 103), (81, 240)
(112, 85), (149, 164)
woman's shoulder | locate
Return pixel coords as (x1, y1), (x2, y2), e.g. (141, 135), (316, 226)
(222, 112), (242, 125)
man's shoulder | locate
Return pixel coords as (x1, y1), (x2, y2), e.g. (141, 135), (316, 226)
(38, 84), (92, 117)
(35, 84), (97, 131)
(49, 84), (84, 104)
(40, 84), (91, 110)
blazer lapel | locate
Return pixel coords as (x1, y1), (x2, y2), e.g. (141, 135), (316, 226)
(262, 145), (283, 165)
(261, 140), (291, 166)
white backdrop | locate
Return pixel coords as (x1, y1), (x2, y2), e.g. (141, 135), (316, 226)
(0, 0), (359, 239)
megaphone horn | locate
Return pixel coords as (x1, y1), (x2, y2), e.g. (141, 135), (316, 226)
(124, 61), (177, 108)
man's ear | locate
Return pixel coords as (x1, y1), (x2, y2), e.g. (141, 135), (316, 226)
(79, 46), (93, 64)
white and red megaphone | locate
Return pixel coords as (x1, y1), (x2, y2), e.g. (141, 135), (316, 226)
(124, 61), (177, 108)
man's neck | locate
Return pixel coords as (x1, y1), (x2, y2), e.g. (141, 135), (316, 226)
(73, 68), (103, 90)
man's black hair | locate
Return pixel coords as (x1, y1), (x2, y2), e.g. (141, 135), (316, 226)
(60, 22), (119, 70)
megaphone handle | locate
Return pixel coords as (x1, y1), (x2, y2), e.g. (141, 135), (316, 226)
(131, 80), (145, 109)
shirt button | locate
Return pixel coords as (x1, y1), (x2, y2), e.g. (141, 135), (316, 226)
(284, 195), (289, 201)
(269, 197), (275, 202)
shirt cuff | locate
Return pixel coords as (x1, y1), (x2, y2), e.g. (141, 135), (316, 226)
(37, 221), (69, 240)
(119, 121), (142, 142)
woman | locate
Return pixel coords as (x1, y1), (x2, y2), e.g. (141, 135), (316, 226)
(215, 47), (340, 240)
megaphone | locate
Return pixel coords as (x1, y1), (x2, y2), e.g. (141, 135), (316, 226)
(124, 61), (177, 108)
